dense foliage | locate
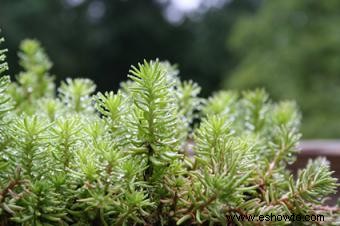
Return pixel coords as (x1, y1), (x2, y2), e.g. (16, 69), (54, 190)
(225, 0), (340, 138)
(4, 0), (340, 138)
(0, 37), (339, 225)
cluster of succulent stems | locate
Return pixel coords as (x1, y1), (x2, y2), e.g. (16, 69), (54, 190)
(0, 34), (338, 226)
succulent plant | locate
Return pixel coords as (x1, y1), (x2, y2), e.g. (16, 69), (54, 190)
(0, 35), (338, 226)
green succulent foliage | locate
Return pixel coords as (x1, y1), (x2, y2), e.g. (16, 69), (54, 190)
(0, 37), (13, 172)
(288, 158), (338, 207)
(0, 36), (338, 226)
(59, 78), (96, 114)
(9, 116), (51, 180)
(8, 39), (55, 114)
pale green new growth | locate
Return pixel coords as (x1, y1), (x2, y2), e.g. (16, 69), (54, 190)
(0, 34), (338, 226)
(8, 39), (55, 114)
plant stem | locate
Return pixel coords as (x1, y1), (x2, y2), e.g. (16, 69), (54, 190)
(100, 208), (108, 226)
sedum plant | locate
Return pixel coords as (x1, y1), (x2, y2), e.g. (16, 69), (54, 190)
(0, 34), (339, 226)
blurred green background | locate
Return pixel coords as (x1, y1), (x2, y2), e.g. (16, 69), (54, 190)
(1, 0), (340, 138)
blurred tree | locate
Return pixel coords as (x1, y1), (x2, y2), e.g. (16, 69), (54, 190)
(0, 0), (188, 93)
(178, 0), (259, 96)
(225, 0), (340, 138)
(0, 0), (256, 96)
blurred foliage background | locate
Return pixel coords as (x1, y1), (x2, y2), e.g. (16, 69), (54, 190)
(226, 0), (340, 138)
(0, 0), (340, 138)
